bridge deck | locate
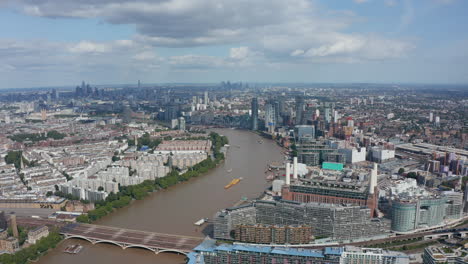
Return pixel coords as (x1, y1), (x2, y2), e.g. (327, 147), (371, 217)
(61, 223), (203, 253)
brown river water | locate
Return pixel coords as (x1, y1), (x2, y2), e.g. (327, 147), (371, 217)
(36, 129), (285, 264)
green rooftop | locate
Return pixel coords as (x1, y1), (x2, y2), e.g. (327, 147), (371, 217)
(322, 162), (343, 171)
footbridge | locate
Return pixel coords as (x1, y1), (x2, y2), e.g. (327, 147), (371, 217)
(60, 223), (204, 255)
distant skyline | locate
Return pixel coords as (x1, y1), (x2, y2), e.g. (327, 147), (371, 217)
(1, 0), (468, 89)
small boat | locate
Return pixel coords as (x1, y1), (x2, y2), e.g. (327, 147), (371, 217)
(194, 218), (209, 226)
(227, 169), (233, 173)
(64, 244), (83, 254)
(266, 174), (274, 181)
(258, 140), (264, 144)
(225, 178), (242, 189)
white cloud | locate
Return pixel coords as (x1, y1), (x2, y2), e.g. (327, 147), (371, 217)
(354, 0), (369, 3)
(132, 51), (157, 61)
(292, 35), (414, 62)
(115, 39), (134, 47)
(0, 37), (259, 76)
(290, 49), (305, 57)
(306, 36), (365, 57)
(68, 41), (112, 53)
(229, 47), (250, 60)
(0, 38), (164, 75)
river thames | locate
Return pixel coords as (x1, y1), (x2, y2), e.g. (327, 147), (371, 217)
(36, 129), (285, 264)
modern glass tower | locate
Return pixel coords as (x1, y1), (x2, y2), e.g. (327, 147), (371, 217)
(251, 97), (258, 130)
(295, 96), (305, 125)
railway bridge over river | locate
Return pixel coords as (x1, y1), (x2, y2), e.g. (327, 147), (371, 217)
(60, 223), (204, 255)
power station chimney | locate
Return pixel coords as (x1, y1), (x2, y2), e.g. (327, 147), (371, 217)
(10, 213), (18, 238)
(285, 162), (291, 185)
(369, 163), (378, 194)
(293, 157), (298, 179)
(369, 173), (375, 194)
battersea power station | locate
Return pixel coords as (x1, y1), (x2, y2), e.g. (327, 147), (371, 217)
(281, 158), (379, 217)
(213, 160), (388, 243)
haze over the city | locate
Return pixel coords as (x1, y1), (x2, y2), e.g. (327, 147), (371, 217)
(1, 0), (468, 89)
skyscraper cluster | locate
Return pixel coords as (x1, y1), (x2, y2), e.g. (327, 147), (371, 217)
(75, 81), (99, 97)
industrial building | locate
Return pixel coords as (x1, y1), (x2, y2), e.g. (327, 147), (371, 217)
(213, 200), (389, 242)
(281, 183), (378, 217)
(281, 163), (379, 217)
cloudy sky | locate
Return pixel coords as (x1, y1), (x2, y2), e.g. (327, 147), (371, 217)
(0, 0), (467, 88)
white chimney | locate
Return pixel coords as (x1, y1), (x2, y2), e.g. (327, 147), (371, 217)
(285, 162), (291, 185)
(369, 172), (375, 194)
(293, 157), (298, 179)
(369, 163), (378, 194)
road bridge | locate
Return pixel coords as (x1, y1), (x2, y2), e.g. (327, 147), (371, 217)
(424, 230), (468, 240)
(60, 223), (204, 255)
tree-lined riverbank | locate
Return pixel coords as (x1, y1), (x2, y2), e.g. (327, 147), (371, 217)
(77, 132), (228, 223)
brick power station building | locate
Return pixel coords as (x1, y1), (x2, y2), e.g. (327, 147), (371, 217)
(281, 181), (378, 217)
(281, 162), (379, 217)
